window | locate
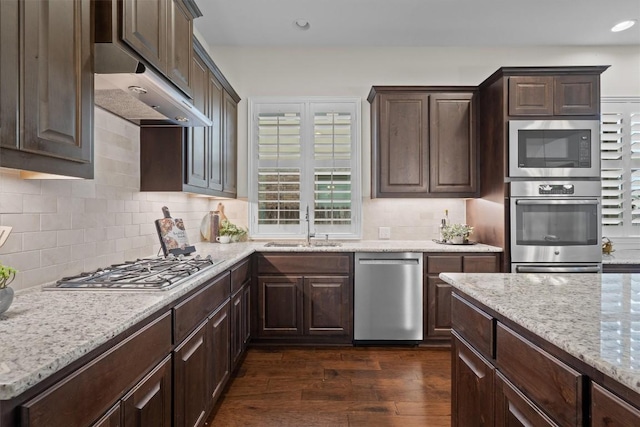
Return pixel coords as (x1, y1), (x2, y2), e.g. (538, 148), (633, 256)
(249, 98), (361, 239)
(601, 97), (640, 239)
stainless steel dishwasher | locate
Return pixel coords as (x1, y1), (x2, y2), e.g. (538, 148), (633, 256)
(354, 252), (423, 343)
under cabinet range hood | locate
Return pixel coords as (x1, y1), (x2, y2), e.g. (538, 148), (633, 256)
(93, 1), (211, 127)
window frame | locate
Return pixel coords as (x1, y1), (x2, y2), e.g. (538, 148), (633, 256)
(248, 97), (362, 240)
(601, 96), (640, 247)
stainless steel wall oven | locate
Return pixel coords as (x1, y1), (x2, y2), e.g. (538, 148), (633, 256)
(510, 180), (602, 273)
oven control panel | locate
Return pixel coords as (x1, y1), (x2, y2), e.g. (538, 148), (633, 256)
(538, 184), (575, 195)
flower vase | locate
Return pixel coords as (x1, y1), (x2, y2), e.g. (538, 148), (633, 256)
(0, 286), (14, 315)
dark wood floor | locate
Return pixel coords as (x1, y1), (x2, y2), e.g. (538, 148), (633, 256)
(205, 346), (451, 426)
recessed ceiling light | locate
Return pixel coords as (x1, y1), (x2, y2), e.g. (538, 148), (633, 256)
(611, 20), (637, 32)
(294, 19), (311, 31)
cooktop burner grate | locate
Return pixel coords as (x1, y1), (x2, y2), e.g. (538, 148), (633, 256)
(48, 254), (220, 290)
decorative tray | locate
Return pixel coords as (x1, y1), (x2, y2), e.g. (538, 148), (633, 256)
(432, 239), (478, 245)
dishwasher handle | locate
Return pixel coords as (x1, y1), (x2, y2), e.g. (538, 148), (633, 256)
(357, 258), (420, 265)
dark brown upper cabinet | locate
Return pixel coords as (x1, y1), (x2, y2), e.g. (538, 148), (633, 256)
(509, 74), (601, 117)
(122, 0), (198, 97)
(140, 38), (240, 198)
(0, 0), (94, 178)
(368, 87), (478, 198)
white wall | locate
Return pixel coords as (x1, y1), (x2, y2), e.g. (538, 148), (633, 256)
(199, 44), (640, 238)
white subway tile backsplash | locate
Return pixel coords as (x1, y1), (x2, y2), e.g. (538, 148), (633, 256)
(0, 193), (23, 213)
(41, 180), (73, 197)
(71, 180), (97, 199)
(71, 242), (97, 261)
(41, 246), (71, 268)
(23, 231), (57, 251)
(57, 229), (84, 247)
(56, 197), (85, 214)
(23, 194), (58, 213)
(0, 233), (23, 255)
(2, 213), (40, 233)
(41, 213), (71, 231)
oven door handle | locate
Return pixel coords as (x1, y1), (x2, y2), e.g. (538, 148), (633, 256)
(515, 199), (599, 205)
(514, 265), (601, 273)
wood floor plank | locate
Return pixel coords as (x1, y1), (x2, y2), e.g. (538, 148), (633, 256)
(206, 346), (452, 426)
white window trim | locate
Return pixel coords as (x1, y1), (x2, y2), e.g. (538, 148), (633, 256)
(248, 97), (362, 240)
(601, 96), (640, 249)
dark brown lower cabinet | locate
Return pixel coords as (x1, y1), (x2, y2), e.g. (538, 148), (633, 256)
(231, 282), (251, 368)
(304, 276), (351, 336)
(91, 405), (121, 427)
(425, 253), (500, 344)
(209, 302), (230, 404)
(494, 372), (556, 426)
(591, 382), (640, 426)
(173, 321), (208, 427)
(122, 355), (172, 427)
(452, 333), (494, 427)
(256, 273), (352, 342)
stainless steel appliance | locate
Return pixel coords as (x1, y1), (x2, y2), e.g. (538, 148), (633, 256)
(509, 120), (600, 178)
(354, 252), (423, 343)
(45, 255), (220, 291)
(510, 180), (602, 272)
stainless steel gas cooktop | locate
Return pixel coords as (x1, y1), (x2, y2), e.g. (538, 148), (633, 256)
(45, 254), (221, 291)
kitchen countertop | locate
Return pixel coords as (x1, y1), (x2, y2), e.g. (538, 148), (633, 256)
(602, 248), (640, 264)
(0, 240), (501, 400)
(439, 272), (640, 394)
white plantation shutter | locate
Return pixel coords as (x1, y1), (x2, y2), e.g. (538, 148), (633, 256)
(249, 98), (361, 238)
(601, 98), (640, 237)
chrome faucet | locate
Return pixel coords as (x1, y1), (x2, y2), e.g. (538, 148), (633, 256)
(305, 205), (314, 246)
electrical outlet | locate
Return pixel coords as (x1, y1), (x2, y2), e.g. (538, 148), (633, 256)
(378, 227), (391, 239)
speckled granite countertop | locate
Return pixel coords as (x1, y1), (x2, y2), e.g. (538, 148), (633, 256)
(440, 272), (640, 394)
(0, 240), (501, 400)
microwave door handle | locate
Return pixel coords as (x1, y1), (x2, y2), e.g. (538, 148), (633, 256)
(515, 265), (602, 273)
(515, 200), (599, 205)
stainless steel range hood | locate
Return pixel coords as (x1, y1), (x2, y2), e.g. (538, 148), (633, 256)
(93, 0), (210, 128)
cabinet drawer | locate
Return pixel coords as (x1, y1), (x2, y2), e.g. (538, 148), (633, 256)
(591, 383), (640, 426)
(463, 255), (499, 273)
(495, 371), (557, 426)
(257, 253), (351, 275)
(22, 312), (172, 427)
(231, 257), (251, 294)
(427, 255), (462, 274)
(451, 293), (494, 359)
(174, 272), (230, 343)
(496, 323), (583, 426)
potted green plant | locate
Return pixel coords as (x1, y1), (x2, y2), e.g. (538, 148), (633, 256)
(218, 220), (247, 243)
(0, 263), (17, 315)
(442, 224), (474, 244)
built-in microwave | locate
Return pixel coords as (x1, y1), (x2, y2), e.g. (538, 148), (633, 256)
(508, 120), (600, 178)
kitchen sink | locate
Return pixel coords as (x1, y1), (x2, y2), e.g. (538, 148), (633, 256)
(264, 241), (342, 248)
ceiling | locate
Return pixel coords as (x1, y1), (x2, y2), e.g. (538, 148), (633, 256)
(194, 0), (640, 47)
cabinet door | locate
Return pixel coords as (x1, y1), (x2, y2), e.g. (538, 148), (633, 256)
(304, 276), (352, 337)
(230, 290), (244, 367)
(122, 356), (172, 427)
(0, 0), (18, 149)
(173, 321), (208, 427)
(242, 283), (251, 346)
(554, 75), (599, 116)
(208, 303), (230, 403)
(17, 0), (93, 177)
(167, 0), (193, 96)
(186, 52), (209, 188)
(223, 91), (238, 195)
(92, 404), (121, 427)
(452, 334), (494, 427)
(208, 73), (224, 192)
(376, 92), (430, 196)
(508, 76), (554, 116)
(122, 0), (167, 73)
(426, 276), (453, 338)
(429, 93), (477, 194)
(494, 372), (557, 427)
(591, 382), (640, 426)
(257, 276), (303, 336)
